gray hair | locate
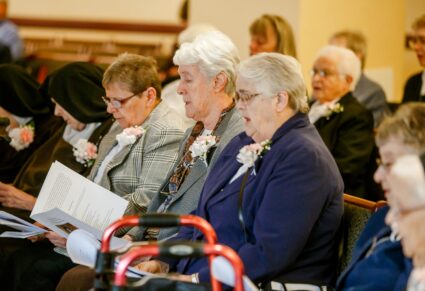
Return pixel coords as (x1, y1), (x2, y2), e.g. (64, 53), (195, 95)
(316, 45), (361, 90)
(237, 52), (308, 114)
(173, 30), (240, 96)
(103, 53), (161, 99)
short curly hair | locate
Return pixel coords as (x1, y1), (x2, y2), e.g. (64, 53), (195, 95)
(376, 102), (425, 154)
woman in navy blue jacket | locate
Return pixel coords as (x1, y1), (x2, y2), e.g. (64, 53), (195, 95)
(138, 52), (344, 288)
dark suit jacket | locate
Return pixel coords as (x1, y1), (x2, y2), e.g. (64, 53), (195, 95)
(403, 72), (424, 103)
(337, 206), (413, 290)
(169, 113), (344, 286)
(313, 92), (375, 197)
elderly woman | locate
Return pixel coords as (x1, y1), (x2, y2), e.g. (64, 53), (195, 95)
(138, 53), (343, 288)
(309, 45), (375, 198)
(0, 62), (114, 212)
(249, 14), (297, 57)
(1, 54), (186, 291)
(0, 64), (63, 183)
(337, 103), (425, 290)
(56, 29), (244, 291)
(0, 62), (113, 280)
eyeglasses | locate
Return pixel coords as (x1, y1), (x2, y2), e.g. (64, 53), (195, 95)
(407, 35), (425, 49)
(235, 91), (261, 103)
(102, 92), (139, 109)
(310, 69), (340, 78)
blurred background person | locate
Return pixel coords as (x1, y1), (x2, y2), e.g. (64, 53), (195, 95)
(249, 14), (296, 57)
(337, 103), (425, 290)
(0, 64), (62, 184)
(330, 29), (390, 127)
(403, 14), (425, 103)
(0, 0), (23, 61)
(309, 45), (375, 198)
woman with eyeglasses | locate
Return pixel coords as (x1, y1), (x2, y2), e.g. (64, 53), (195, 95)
(0, 54), (186, 291)
(403, 14), (425, 103)
(136, 53), (343, 289)
(337, 102), (425, 290)
(0, 64), (63, 184)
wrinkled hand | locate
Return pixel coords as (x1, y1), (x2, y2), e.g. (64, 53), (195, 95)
(0, 182), (36, 210)
(135, 260), (167, 274)
(46, 231), (67, 248)
(398, 209), (425, 268)
(122, 234), (133, 242)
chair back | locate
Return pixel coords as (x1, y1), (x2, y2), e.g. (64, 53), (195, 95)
(338, 194), (387, 274)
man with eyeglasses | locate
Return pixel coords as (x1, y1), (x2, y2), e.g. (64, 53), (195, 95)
(309, 45), (375, 199)
(403, 14), (425, 103)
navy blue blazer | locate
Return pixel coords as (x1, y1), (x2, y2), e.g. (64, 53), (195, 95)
(168, 113), (344, 286)
(337, 206), (413, 290)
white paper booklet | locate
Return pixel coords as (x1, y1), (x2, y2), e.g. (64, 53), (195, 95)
(30, 161), (129, 236)
(67, 228), (150, 278)
(0, 211), (46, 238)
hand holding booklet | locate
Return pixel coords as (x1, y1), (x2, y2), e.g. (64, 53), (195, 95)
(1, 161), (128, 241)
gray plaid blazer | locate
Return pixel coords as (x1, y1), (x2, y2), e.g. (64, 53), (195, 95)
(88, 102), (185, 215)
(128, 106), (244, 240)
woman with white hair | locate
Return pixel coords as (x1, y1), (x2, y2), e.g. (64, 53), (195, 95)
(138, 52), (344, 289)
(309, 45), (375, 198)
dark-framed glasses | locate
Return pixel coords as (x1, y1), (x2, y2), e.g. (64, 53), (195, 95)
(102, 92), (139, 109)
(407, 35), (425, 49)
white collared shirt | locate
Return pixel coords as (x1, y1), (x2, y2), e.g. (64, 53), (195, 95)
(308, 98), (341, 124)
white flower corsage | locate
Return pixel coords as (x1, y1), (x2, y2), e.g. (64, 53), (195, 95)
(116, 126), (146, 147)
(8, 123), (35, 151)
(230, 139), (272, 184)
(189, 135), (217, 163)
(73, 139), (98, 167)
(236, 139), (272, 168)
(324, 102), (344, 120)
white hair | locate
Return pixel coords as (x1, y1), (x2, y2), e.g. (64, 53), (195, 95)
(173, 30), (240, 96)
(177, 23), (217, 46)
(316, 45), (361, 90)
(237, 52), (309, 113)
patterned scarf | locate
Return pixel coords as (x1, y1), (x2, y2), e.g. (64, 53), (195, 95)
(167, 102), (235, 194)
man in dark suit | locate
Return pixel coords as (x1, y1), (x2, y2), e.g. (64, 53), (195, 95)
(403, 14), (425, 103)
(330, 30), (390, 127)
(309, 45), (375, 198)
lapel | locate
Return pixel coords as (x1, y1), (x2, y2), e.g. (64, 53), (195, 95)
(313, 93), (351, 128)
(338, 226), (392, 282)
(171, 158), (207, 202)
(88, 122), (121, 180)
(103, 128), (146, 178)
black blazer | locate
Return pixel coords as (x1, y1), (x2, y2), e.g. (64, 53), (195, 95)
(313, 92), (375, 197)
(403, 72), (424, 103)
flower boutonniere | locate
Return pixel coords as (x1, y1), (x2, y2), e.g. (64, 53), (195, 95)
(73, 139), (98, 167)
(324, 102), (344, 120)
(8, 122), (35, 151)
(189, 135), (217, 164)
(237, 139), (272, 168)
(116, 126), (146, 147)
